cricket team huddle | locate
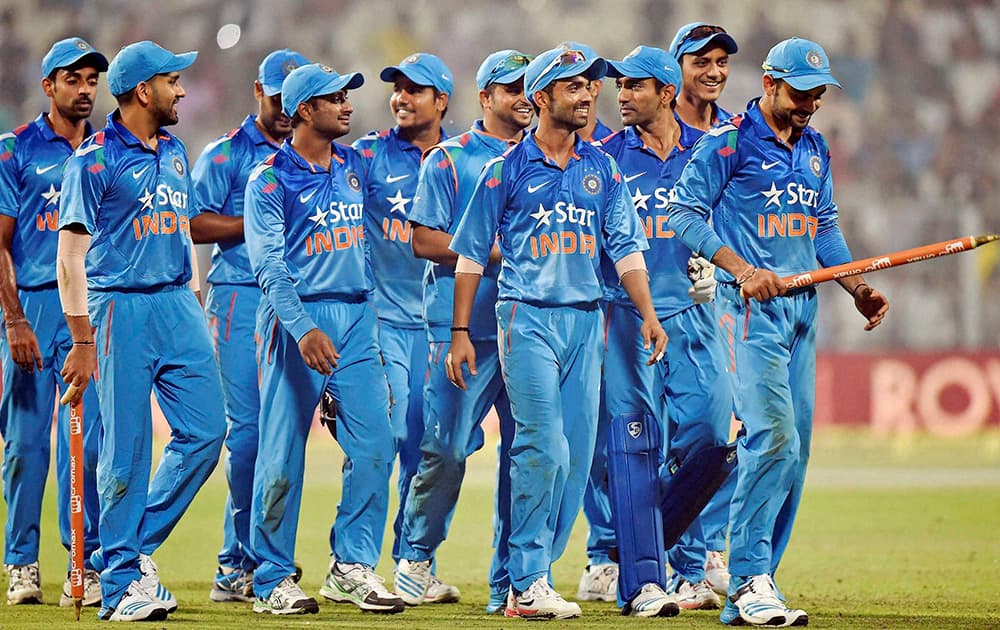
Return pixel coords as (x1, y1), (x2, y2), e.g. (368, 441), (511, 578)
(0, 18), (890, 626)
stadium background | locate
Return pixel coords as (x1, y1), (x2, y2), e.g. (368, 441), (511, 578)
(1, 0), (997, 432)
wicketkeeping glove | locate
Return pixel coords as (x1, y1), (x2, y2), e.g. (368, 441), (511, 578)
(319, 390), (338, 439)
(687, 255), (717, 304)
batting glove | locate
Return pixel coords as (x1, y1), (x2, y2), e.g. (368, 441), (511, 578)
(687, 255), (717, 304)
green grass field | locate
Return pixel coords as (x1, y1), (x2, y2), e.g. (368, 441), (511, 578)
(2, 429), (999, 628)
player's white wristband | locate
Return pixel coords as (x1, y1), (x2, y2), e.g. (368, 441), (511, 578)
(455, 255), (484, 276)
(56, 230), (92, 316)
(615, 251), (647, 280)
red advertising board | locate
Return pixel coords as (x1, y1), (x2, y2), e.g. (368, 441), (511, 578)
(816, 352), (1000, 435)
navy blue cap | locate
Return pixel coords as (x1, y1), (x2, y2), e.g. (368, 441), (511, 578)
(107, 41), (197, 96)
(669, 22), (738, 59)
(762, 38), (841, 91)
(476, 50), (533, 90)
(524, 44), (607, 105)
(41, 37), (108, 77)
(281, 63), (365, 117)
(258, 49), (310, 96)
(379, 53), (453, 97)
(606, 46), (681, 89)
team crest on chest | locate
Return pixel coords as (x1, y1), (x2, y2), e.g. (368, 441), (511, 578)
(345, 170), (361, 192)
(172, 156), (185, 176)
(809, 155), (822, 178)
(582, 173), (601, 195)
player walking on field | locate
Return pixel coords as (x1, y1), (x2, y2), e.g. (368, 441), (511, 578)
(662, 21), (741, 607)
(57, 40), (227, 622)
(189, 48), (309, 603)
(244, 62), (404, 616)
(667, 38), (889, 627)
(393, 49), (533, 613)
(350, 54), (459, 602)
(447, 44), (667, 620)
(0, 37), (107, 609)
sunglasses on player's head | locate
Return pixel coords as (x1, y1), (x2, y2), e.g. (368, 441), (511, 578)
(489, 53), (534, 77)
(680, 24), (728, 46)
(537, 49), (588, 81)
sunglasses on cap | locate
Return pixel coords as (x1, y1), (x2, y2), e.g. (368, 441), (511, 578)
(490, 53), (534, 76)
(536, 49), (588, 82)
(680, 24), (728, 46)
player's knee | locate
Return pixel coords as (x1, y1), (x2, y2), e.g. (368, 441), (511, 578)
(99, 473), (130, 505)
(260, 475), (290, 532)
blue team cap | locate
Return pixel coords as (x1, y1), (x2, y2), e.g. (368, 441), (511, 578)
(379, 53), (453, 97)
(762, 37), (841, 91)
(107, 41), (197, 96)
(524, 44), (607, 105)
(41, 37), (109, 77)
(258, 49), (310, 96)
(606, 46), (681, 89)
(669, 22), (739, 59)
(476, 50), (533, 90)
(281, 63), (364, 117)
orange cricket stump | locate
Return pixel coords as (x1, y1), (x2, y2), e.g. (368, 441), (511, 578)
(68, 397), (85, 620)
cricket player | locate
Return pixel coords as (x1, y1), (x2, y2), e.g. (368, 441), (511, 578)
(393, 49), (533, 612)
(663, 21), (741, 606)
(189, 48), (309, 603)
(0, 37), (107, 608)
(57, 40), (227, 622)
(447, 44), (667, 620)
(350, 52), (459, 602)
(244, 62), (403, 616)
(667, 38), (889, 626)
(563, 42), (615, 145)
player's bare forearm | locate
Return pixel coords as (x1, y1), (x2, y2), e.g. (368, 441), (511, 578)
(190, 212), (245, 244)
(448, 271), (482, 389)
(411, 224), (458, 265)
(0, 220), (42, 372)
(711, 245), (785, 301)
(620, 270), (668, 365)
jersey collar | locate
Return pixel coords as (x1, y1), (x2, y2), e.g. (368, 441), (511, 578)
(241, 114), (280, 149)
(280, 138), (348, 174)
(470, 119), (520, 150)
(745, 98), (811, 148)
(33, 113), (95, 144)
(522, 130), (585, 166)
(107, 110), (172, 152)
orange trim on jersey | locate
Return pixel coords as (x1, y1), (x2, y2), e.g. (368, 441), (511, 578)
(266, 318), (280, 365)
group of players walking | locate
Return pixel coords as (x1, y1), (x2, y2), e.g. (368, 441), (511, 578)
(0, 18), (888, 626)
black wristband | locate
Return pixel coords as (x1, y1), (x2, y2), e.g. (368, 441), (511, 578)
(450, 326), (470, 333)
(852, 283), (870, 298)
(73, 340), (95, 346)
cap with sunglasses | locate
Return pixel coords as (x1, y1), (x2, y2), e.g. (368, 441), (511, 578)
(281, 63), (365, 117)
(476, 50), (533, 90)
(524, 44), (607, 105)
(379, 52), (453, 97)
(762, 38), (841, 91)
(669, 22), (738, 60)
(606, 45), (681, 90)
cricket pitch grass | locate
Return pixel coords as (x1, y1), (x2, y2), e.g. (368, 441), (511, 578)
(2, 428), (998, 628)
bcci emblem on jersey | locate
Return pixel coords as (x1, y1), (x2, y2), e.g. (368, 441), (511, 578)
(627, 421), (642, 439)
(346, 171), (361, 192)
(172, 156), (185, 177)
(582, 173), (601, 195)
(809, 155), (822, 178)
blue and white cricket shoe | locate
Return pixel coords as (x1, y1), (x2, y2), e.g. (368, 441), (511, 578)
(99, 580), (168, 622)
(138, 554), (177, 613)
(722, 575), (808, 627)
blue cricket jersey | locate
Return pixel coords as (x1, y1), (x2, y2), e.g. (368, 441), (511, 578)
(667, 99), (851, 280)
(450, 132), (647, 307)
(190, 115), (279, 286)
(0, 114), (93, 288)
(353, 126), (447, 329)
(409, 120), (517, 342)
(597, 126), (694, 319)
(675, 102), (732, 149)
(586, 118), (616, 143)
(59, 112), (193, 291)
(244, 141), (372, 342)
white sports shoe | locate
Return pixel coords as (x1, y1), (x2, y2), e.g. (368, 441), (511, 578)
(99, 580), (168, 622)
(515, 576), (581, 620)
(622, 583), (680, 617)
(320, 561), (405, 613)
(253, 576), (319, 615)
(6, 562), (43, 605)
(731, 575), (808, 627)
(576, 563), (618, 602)
(706, 550), (730, 596)
(138, 554), (177, 613)
(671, 575), (721, 610)
(423, 574), (460, 604)
(393, 558), (431, 605)
(60, 568), (102, 607)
